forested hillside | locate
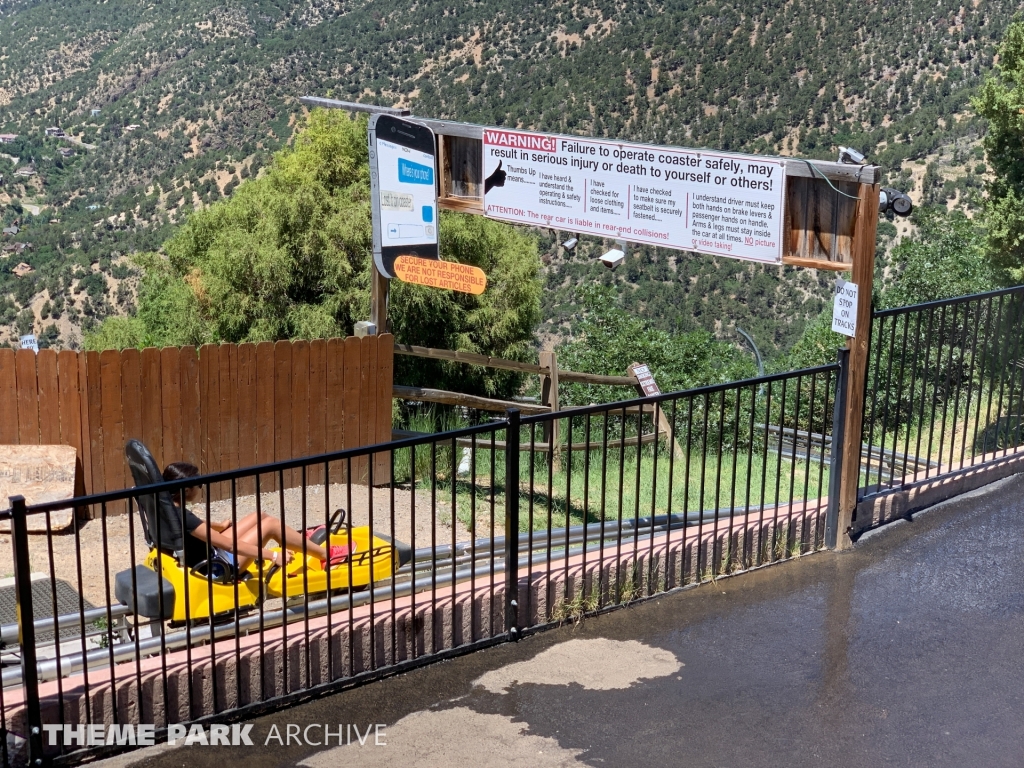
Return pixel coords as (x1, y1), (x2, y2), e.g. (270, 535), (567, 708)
(0, 0), (1015, 353)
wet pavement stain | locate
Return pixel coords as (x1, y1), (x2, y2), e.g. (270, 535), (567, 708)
(114, 474), (1024, 768)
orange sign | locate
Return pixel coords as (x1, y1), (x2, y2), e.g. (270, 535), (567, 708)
(393, 256), (487, 295)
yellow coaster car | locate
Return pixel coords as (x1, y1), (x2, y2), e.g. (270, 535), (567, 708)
(263, 522), (401, 601)
(114, 440), (409, 625)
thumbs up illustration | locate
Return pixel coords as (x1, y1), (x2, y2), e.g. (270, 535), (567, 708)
(484, 160), (507, 193)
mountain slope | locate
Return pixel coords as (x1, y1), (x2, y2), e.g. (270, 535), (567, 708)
(0, 0), (1013, 350)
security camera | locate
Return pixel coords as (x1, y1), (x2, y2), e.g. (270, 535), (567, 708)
(879, 187), (913, 217)
(562, 237), (578, 251)
(838, 146), (866, 165)
(600, 246), (626, 269)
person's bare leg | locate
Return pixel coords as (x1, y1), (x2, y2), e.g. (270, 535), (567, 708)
(221, 511), (262, 540)
(232, 514), (329, 571)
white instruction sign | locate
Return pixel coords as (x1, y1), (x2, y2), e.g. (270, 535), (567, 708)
(831, 280), (858, 337)
(19, 334), (38, 353)
(482, 129), (785, 264)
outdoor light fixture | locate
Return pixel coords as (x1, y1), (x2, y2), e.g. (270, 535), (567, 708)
(562, 237), (579, 251)
(600, 240), (627, 270)
(838, 146), (866, 165)
(879, 187), (913, 217)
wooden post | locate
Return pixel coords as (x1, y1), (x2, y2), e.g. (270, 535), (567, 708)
(627, 363), (683, 459)
(836, 180), (880, 549)
(539, 350), (561, 468)
(370, 267), (389, 332)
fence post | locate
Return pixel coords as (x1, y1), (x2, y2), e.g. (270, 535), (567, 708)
(837, 181), (880, 548)
(539, 352), (561, 471)
(504, 409), (521, 640)
(825, 350), (850, 549)
(10, 496), (44, 766)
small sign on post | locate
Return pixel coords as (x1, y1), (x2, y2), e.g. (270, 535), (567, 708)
(19, 334), (38, 353)
(831, 279), (858, 337)
(629, 363), (661, 396)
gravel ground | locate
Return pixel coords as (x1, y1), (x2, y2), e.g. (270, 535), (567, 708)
(0, 482), (475, 609)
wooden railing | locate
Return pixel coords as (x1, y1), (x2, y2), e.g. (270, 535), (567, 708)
(392, 345), (679, 456)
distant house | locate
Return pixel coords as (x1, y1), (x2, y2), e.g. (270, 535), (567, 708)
(2, 226), (19, 236)
(90, 108), (101, 117)
(0, 133), (16, 144)
(124, 124), (141, 132)
(2, 242), (28, 256)
(12, 262), (33, 277)
(44, 126), (65, 137)
(57, 147), (76, 158)
(14, 167), (36, 177)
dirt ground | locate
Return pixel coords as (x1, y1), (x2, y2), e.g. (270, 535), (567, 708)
(0, 482), (476, 609)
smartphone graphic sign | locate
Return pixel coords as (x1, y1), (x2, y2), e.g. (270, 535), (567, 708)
(369, 115), (439, 278)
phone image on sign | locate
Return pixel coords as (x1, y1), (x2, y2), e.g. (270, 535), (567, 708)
(369, 115), (439, 277)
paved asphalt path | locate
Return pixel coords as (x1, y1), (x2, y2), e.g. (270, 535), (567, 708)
(110, 474), (1024, 768)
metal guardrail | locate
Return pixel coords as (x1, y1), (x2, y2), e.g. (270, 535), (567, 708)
(862, 285), (1024, 501)
(4, 360), (845, 768)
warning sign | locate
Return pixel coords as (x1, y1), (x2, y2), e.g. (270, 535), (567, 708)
(482, 128), (785, 264)
(394, 256), (487, 295)
(831, 279), (858, 337)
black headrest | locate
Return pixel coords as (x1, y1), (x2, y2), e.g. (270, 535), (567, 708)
(125, 439), (185, 554)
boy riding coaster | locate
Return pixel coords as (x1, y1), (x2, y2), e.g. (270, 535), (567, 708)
(162, 461), (350, 573)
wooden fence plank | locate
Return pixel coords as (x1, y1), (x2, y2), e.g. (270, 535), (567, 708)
(274, 341), (292, 490)
(256, 341), (276, 491)
(161, 347), (182, 467)
(120, 348), (143, 490)
(140, 347), (163, 477)
(374, 334), (394, 482)
(308, 339), (327, 485)
(217, 344), (239, 501)
(237, 343), (257, 495)
(356, 336), (374, 484)
(325, 338), (346, 484)
(99, 349), (126, 513)
(290, 340), (310, 489)
(179, 347), (201, 469)
(342, 337), (362, 482)
(56, 351), (86, 497)
(199, 344), (220, 478)
(15, 349), (39, 445)
(36, 349), (60, 445)
(0, 349), (17, 444)
(81, 352), (98, 498)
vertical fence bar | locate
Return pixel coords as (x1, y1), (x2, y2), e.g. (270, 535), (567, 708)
(10, 497), (43, 767)
(826, 350), (850, 549)
(504, 409), (521, 639)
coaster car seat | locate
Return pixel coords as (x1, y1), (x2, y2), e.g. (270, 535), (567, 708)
(114, 440), (260, 623)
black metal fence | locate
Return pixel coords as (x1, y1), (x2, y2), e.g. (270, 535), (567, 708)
(861, 286), (1024, 500)
(0, 360), (844, 767)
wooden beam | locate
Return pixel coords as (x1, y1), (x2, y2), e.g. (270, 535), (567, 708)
(783, 159), (880, 186)
(782, 256), (853, 272)
(837, 181), (880, 549)
(558, 370), (638, 386)
(393, 384), (550, 414)
(394, 343), (549, 375)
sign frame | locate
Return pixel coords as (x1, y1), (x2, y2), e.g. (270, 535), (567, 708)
(368, 114), (440, 279)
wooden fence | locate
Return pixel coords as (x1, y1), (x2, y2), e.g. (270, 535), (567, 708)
(0, 334), (394, 515)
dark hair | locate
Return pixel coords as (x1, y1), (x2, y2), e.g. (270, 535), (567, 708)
(163, 462), (200, 482)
